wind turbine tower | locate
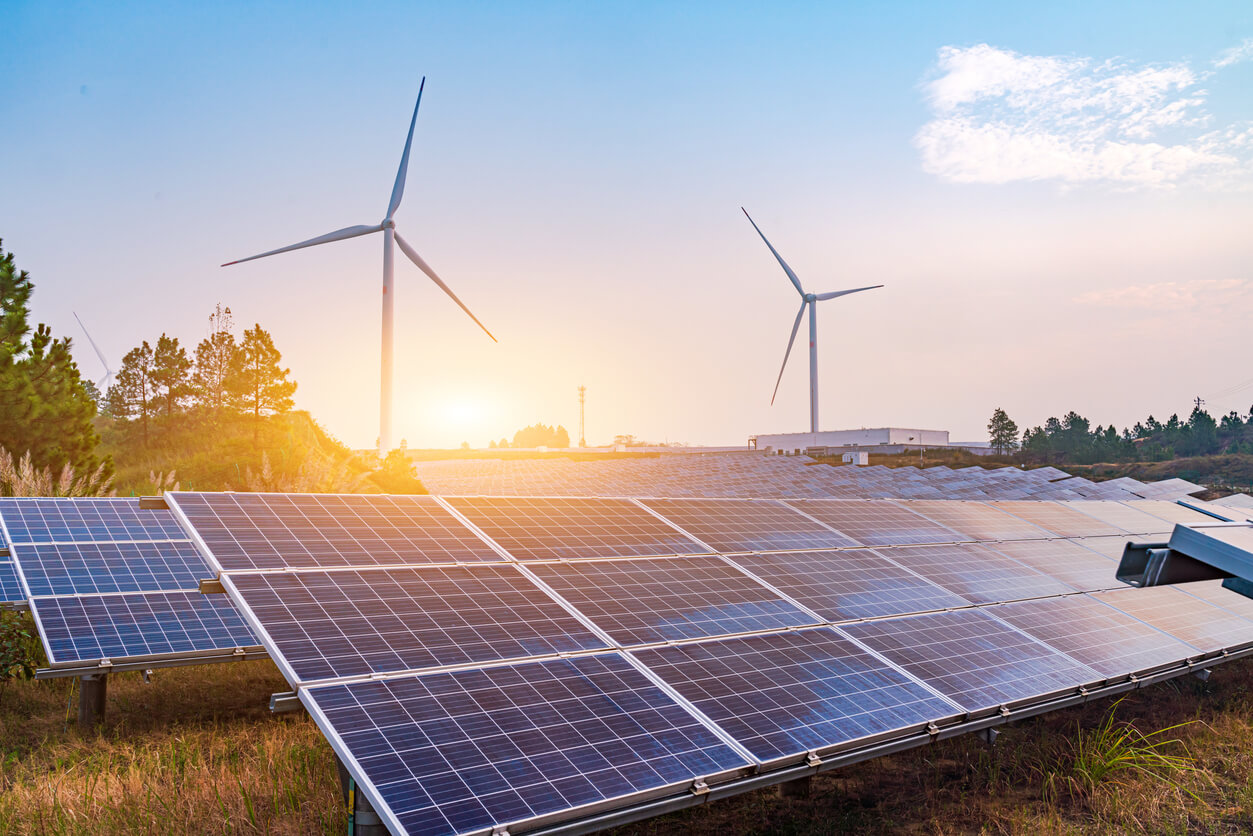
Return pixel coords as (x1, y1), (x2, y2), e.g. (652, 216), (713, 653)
(742, 208), (883, 433)
(73, 312), (114, 392)
(578, 385), (586, 447)
(222, 77), (496, 455)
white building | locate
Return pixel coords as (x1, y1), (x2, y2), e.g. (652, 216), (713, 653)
(752, 428), (951, 456)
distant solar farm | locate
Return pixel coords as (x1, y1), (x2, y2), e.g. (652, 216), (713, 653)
(4, 454), (1253, 836)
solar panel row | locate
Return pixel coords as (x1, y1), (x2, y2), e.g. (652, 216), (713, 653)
(164, 491), (1253, 836)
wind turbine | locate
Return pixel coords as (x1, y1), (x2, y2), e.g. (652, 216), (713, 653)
(742, 208), (882, 434)
(222, 77), (496, 455)
(73, 311), (114, 392)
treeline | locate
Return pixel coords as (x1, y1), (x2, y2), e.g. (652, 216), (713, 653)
(104, 305), (296, 444)
(990, 404), (1253, 464)
(490, 423), (571, 449)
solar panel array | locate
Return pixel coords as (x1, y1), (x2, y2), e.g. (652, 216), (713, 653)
(410, 453), (1205, 501)
(168, 490), (1253, 836)
(0, 498), (262, 672)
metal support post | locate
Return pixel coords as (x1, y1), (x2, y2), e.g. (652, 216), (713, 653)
(337, 755), (388, 835)
(778, 775), (812, 799)
(78, 673), (107, 727)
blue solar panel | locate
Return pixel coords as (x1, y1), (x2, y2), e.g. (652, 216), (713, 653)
(32, 591), (259, 666)
(169, 492), (501, 570)
(528, 556), (817, 645)
(303, 654), (750, 836)
(0, 497), (189, 544)
(0, 561), (23, 604)
(14, 541), (210, 596)
(638, 498), (854, 553)
(226, 565), (609, 682)
(632, 628), (959, 764)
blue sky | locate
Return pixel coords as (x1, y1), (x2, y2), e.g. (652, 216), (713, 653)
(2, 1), (1251, 448)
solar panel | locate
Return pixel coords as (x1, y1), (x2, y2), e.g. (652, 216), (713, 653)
(1072, 535), (1140, 561)
(1061, 501), (1169, 535)
(728, 550), (968, 622)
(168, 492), (501, 571)
(985, 539), (1122, 592)
(839, 609), (1098, 714)
(783, 500), (962, 546)
(1093, 585), (1253, 653)
(988, 501), (1126, 538)
(32, 591), (258, 667)
(1178, 579), (1253, 621)
(0, 561), (23, 605)
(444, 497), (708, 561)
(632, 628), (959, 765)
(0, 497), (189, 543)
(12, 541), (211, 597)
(1125, 500), (1217, 525)
(638, 499), (853, 553)
(302, 654), (751, 836)
(900, 501), (1051, 541)
(224, 565), (609, 682)
(990, 595), (1199, 678)
(879, 542), (1074, 604)
(528, 556), (816, 646)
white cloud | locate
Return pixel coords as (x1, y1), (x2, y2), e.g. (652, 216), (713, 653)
(1076, 279), (1251, 310)
(916, 44), (1252, 188)
(1215, 37), (1253, 68)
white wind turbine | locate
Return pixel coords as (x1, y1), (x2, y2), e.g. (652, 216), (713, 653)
(222, 77), (496, 455)
(742, 208), (882, 434)
(73, 311), (114, 392)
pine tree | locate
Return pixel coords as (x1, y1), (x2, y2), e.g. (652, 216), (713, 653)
(114, 342), (157, 446)
(193, 304), (238, 416)
(151, 333), (192, 419)
(986, 407), (1019, 454)
(0, 241), (105, 474)
(229, 324), (296, 440)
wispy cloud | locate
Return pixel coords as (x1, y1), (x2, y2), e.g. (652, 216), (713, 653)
(1076, 279), (1251, 310)
(1215, 37), (1253, 68)
(915, 43), (1252, 188)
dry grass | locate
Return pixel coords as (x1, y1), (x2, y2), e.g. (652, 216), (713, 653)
(3, 656), (1253, 835)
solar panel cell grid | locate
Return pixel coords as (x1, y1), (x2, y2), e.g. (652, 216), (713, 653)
(1094, 585), (1253, 653)
(729, 550), (968, 622)
(303, 654), (750, 836)
(991, 596), (1198, 678)
(882, 542), (1075, 604)
(226, 565), (608, 682)
(444, 497), (708, 561)
(902, 501), (1051, 542)
(33, 591), (258, 666)
(0, 497), (189, 543)
(840, 609), (1099, 714)
(1125, 500), (1216, 525)
(985, 539), (1122, 592)
(783, 500), (962, 546)
(989, 501), (1126, 538)
(169, 492), (501, 570)
(631, 628), (959, 764)
(639, 499), (854, 553)
(1061, 501), (1170, 535)
(14, 541), (210, 597)
(528, 556), (817, 646)
(0, 561), (23, 604)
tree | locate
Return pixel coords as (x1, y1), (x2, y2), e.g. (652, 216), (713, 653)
(229, 324), (297, 440)
(192, 304), (238, 416)
(511, 423), (570, 448)
(151, 333), (192, 418)
(112, 342), (158, 446)
(986, 407), (1019, 454)
(0, 242), (104, 475)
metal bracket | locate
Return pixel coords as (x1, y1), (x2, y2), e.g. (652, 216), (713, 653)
(1194, 668), (1212, 682)
(926, 722), (940, 737)
(690, 780), (710, 796)
(977, 727), (999, 746)
(999, 706), (1011, 718)
(199, 578), (226, 594)
(806, 752), (822, 768)
(270, 691), (302, 713)
(138, 495), (169, 510)
(141, 669), (153, 683)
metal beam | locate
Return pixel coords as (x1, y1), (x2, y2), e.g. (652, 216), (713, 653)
(78, 673), (107, 726)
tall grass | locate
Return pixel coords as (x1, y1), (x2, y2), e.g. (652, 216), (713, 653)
(0, 448), (113, 497)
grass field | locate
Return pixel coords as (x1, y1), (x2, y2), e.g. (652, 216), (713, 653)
(4, 653), (1253, 835)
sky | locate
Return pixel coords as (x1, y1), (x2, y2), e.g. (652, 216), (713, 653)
(2, 1), (1251, 449)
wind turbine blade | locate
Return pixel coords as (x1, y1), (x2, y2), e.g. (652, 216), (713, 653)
(394, 231), (498, 342)
(221, 224), (383, 266)
(386, 77), (425, 220)
(73, 312), (112, 374)
(814, 284), (883, 301)
(742, 207), (804, 297)
(771, 301), (807, 405)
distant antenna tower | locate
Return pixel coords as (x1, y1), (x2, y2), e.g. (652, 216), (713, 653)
(578, 385), (587, 447)
(1194, 395), (1205, 410)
